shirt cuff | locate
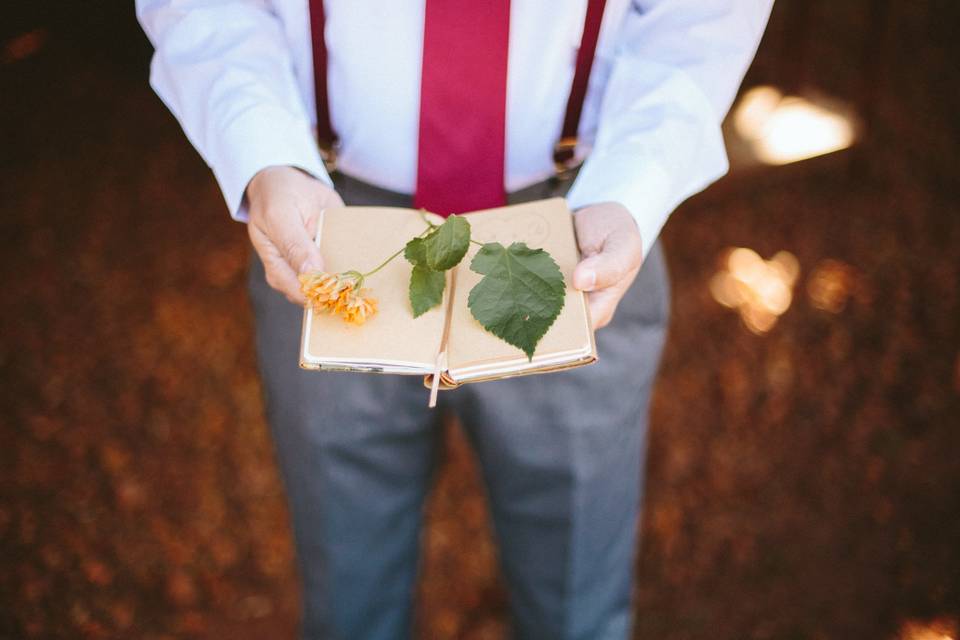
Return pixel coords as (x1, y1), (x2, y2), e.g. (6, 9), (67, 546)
(209, 104), (333, 222)
(565, 132), (729, 260)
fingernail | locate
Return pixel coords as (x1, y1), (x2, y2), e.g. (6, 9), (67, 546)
(578, 270), (596, 291)
(301, 258), (323, 274)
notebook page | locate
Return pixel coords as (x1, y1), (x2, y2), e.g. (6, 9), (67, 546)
(445, 198), (594, 373)
(301, 207), (446, 370)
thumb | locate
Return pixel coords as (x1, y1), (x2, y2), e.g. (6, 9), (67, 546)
(275, 215), (324, 275)
(573, 234), (638, 291)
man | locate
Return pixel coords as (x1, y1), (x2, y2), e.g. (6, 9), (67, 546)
(136, 1), (772, 638)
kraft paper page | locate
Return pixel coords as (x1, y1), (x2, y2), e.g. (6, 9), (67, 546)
(445, 198), (594, 376)
(301, 207), (445, 370)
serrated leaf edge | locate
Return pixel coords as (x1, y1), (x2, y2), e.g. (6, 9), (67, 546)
(466, 242), (566, 360)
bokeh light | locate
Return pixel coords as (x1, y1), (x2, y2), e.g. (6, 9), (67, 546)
(733, 85), (857, 165)
(898, 617), (958, 640)
(807, 259), (858, 313)
(0, 29), (48, 65)
(710, 247), (800, 334)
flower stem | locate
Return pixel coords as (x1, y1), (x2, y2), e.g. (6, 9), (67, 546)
(341, 269), (365, 288)
(359, 225), (434, 280)
(360, 246), (405, 280)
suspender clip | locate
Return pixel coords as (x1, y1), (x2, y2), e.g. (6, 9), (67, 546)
(319, 136), (340, 174)
(552, 136), (581, 181)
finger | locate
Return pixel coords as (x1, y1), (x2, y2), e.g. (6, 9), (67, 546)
(573, 232), (640, 291)
(303, 188), (344, 240)
(249, 225), (309, 304)
(572, 209), (607, 255)
(322, 188), (347, 209)
(266, 255), (307, 305)
(587, 287), (621, 329)
(273, 209), (325, 276)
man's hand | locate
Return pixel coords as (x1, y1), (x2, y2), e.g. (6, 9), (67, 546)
(572, 202), (644, 329)
(247, 166), (345, 305)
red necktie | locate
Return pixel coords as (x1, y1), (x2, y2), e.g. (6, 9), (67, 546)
(413, 0), (511, 216)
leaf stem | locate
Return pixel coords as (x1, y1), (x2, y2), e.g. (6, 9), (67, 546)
(470, 239), (486, 247)
(418, 208), (438, 229)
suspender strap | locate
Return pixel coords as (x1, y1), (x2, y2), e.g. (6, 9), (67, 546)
(309, 0), (338, 171)
(308, 0), (607, 177)
(555, 0), (607, 176)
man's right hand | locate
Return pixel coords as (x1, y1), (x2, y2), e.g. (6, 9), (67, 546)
(246, 166), (345, 305)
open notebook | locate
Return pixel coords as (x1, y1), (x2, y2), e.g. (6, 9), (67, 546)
(299, 198), (597, 396)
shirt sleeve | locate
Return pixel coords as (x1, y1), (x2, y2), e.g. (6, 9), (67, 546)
(565, 0), (774, 257)
(135, 0), (332, 221)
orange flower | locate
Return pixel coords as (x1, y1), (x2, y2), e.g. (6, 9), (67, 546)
(299, 271), (350, 313)
(331, 282), (355, 315)
(342, 290), (378, 325)
(299, 271), (378, 325)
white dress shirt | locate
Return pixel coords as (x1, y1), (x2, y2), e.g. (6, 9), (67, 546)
(136, 0), (772, 256)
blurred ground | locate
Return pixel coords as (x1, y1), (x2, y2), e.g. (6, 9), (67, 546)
(1, 2), (959, 639)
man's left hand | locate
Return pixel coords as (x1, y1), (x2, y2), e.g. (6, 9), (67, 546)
(572, 202), (644, 329)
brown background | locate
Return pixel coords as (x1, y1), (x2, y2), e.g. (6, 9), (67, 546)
(1, 1), (958, 638)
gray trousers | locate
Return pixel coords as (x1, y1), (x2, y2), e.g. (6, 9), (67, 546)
(247, 172), (670, 640)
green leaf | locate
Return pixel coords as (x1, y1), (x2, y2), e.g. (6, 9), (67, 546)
(404, 236), (427, 266)
(409, 265), (446, 317)
(423, 215), (470, 271)
(467, 242), (566, 360)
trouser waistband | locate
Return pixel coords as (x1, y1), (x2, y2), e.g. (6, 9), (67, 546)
(328, 169), (581, 209)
